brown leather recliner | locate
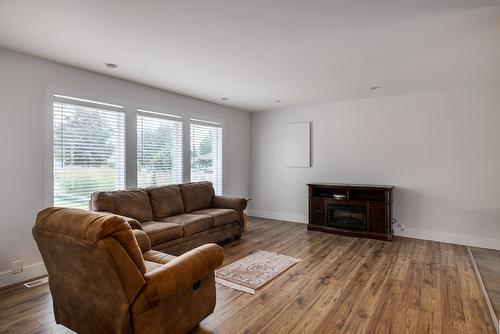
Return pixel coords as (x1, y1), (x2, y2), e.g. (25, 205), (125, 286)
(33, 207), (224, 334)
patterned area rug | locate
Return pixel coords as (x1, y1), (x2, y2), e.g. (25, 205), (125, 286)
(215, 250), (301, 294)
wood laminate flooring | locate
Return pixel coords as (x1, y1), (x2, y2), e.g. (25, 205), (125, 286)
(0, 218), (495, 333)
(469, 246), (500, 331)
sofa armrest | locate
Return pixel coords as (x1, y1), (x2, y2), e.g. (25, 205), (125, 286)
(96, 211), (143, 230)
(212, 196), (247, 213)
(133, 230), (151, 253)
(142, 244), (224, 306)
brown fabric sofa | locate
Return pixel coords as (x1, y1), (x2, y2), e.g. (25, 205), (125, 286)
(91, 181), (247, 255)
(33, 207), (224, 334)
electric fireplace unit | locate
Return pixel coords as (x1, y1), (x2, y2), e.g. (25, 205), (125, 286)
(308, 183), (394, 241)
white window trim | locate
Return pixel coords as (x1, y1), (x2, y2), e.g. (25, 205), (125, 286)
(136, 109), (184, 188)
(137, 108), (182, 120)
(45, 86), (227, 208)
(46, 87), (128, 208)
(189, 118), (224, 195)
(186, 112), (226, 194)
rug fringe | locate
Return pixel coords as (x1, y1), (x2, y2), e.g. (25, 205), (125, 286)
(216, 278), (256, 294)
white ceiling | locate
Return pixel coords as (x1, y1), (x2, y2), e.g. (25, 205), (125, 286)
(1, 0), (499, 112)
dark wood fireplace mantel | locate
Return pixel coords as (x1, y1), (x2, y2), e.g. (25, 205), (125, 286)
(308, 183), (394, 241)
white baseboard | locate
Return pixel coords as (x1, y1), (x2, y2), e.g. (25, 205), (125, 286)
(248, 209), (500, 250)
(0, 262), (47, 288)
(248, 209), (308, 224)
(396, 227), (500, 250)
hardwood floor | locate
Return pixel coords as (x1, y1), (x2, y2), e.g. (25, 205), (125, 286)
(0, 217), (495, 333)
(469, 246), (500, 331)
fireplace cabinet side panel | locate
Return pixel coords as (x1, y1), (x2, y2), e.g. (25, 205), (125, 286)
(310, 198), (325, 225)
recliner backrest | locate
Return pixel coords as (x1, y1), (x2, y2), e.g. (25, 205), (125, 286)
(33, 207), (146, 334)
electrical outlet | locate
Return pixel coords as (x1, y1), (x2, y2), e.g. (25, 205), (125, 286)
(12, 260), (23, 274)
(397, 223), (406, 232)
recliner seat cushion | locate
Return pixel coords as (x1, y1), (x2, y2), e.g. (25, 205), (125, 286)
(191, 208), (238, 227)
(91, 189), (153, 222)
(179, 182), (214, 212)
(144, 260), (162, 272)
(141, 221), (183, 245)
(147, 185), (185, 219)
(159, 214), (213, 237)
(143, 250), (176, 265)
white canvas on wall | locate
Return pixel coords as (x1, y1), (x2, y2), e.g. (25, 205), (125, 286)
(285, 121), (311, 167)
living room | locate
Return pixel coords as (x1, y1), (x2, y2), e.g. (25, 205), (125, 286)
(0, 1), (499, 333)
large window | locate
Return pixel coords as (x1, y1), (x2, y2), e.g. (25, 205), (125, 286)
(190, 119), (223, 195)
(137, 110), (183, 187)
(51, 93), (225, 208)
(53, 95), (125, 208)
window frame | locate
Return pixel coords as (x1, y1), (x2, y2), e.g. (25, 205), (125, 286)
(50, 93), (126, 209)
(136, 108), (184, 188)
(189, 118), (224, 195)
(45, 86), (227, 208)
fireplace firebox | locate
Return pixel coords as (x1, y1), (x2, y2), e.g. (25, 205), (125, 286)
(327, 204), (366, 230)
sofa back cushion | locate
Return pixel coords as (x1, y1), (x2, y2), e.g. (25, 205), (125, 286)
(91, 189), (153, 222)
(179, 181), (215, 212)
(147, 185), (184, 219)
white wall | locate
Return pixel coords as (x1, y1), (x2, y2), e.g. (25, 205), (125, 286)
(0, 48), (250, 287)
(250, 83), (500, 250)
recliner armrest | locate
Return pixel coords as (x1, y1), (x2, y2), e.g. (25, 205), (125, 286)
(212, 196), (247, 213)
(95, 211), (143, 230)
(143, 244), (224, 306)
(133, 230), (151, 253)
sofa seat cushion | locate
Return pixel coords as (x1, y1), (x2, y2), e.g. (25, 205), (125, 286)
(147, 185), (185, 219)
(191, 208), (238, 228)
(179, 182), (215, 212)
(141, 221), (183, 245)
(158, 214), (213, 237)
